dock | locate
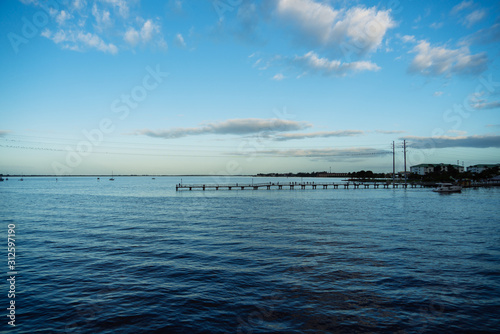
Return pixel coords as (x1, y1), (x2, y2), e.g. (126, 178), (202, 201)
(176, 181), (424, 191)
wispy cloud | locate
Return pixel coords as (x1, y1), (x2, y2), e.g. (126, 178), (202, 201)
(463, 23), (500, 45)
(56, 9), (73, 25)
(464, 9), (486, 27)
(175, 33), (186, 48)
(451, 0), (474, 15)
(429, 22), (443, 29)
(101, 0), (130, 18)
(447, 129), (468, 136)
(42, 29), (118, 54)
(275, 0), (395, 56)
(274, 130), (364, 141)
(169, 0), (184, 14)
(403, 135), (500, 149)
(241, 147), (391, 160)
(470, 100), (500, 110)
(272, 73), (285, 81)
(26, 1), (166, 53)
(134, 118), (312, 139)
(92, 4), (111, 29)
(450, 1), (487, 28)
(375, 130), (406, 134)
(400, 35), (416, 43)
(292, 51), (380, 76)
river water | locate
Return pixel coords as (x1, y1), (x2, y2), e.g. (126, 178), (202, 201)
(1, 176), (499, 333)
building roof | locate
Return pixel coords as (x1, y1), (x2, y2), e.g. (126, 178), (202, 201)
(411, 163), (462, 168)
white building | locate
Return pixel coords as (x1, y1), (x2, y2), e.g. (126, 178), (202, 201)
(467, 164), (500, 174)
(410, 163), (464, 175)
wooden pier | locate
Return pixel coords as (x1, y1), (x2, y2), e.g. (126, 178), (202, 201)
(176, 181), (424, 191)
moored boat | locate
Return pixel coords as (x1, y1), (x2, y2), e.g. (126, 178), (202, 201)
(433, 183), (462, 193)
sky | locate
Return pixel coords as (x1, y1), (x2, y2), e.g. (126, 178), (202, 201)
(0, 0), (499, 175)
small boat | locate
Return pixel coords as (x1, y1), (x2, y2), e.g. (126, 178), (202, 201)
(433, 183), (462, 193)
(109, 172), (115, 181)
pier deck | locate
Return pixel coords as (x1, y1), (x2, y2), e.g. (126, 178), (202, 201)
(176, 181), (423, 191)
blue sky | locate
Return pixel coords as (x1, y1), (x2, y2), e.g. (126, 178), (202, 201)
(0, 0), (499, 175)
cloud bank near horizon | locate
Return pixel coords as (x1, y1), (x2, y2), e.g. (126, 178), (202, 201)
(402, 135), (500, 149)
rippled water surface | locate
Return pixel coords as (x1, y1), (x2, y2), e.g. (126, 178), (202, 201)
(1, 176), (500, 333)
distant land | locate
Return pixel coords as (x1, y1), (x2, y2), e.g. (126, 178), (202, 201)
(0, 174), (253, 177)
(0, 171), (380, 178)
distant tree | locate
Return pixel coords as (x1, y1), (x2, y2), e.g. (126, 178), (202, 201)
(477, 166), (500, 180)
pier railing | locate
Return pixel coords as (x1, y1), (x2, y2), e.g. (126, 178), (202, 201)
(175, 181), (425, 191)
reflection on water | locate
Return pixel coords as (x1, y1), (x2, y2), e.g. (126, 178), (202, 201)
(1, 177), (499, 333)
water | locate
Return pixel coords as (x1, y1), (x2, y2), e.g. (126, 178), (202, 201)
(1, 176), (499, 333)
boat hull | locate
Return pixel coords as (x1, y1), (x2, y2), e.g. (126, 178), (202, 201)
(433, 183), (462, 193)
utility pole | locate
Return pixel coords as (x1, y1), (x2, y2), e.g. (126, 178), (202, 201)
(403, 140), (407, 187)
(392, 141), (395, 185)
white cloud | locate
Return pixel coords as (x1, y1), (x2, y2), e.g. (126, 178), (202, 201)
(175, 33), (186, 48)
(408, 40), (488, 77)
(124, 28), (140, 46)
(77, 31), (118, 54)
(124, 20), (162, 47)
(56, 10), (72, 25)
(23, 0), (165, 53)
(293, 51), (380, 76)
(101, 0), (129, 18)
(275, 0), (395, 56)
(92, 4), (111, 28)
(401, 35), (415, 43)
(72, 0), (86, 10)
(52, 30), (68, 43)
(272, 73), (285, 81)
(464, 9), (486, 27)
(433, 91), (444, 97)
(140, 20), (157, 42)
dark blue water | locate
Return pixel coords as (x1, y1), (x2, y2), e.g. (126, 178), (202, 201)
(1, 176), (499, 333)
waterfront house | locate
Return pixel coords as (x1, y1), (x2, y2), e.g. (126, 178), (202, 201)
(410, 163), (464, 175)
